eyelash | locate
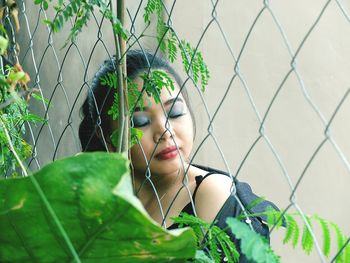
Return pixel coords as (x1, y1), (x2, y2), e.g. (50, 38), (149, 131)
(132, 110), (185, 128)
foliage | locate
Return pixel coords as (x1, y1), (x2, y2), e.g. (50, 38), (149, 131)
(36, 0), (210, 150)
(101, 68), (178, 148)
(22, 1), (350, 262)
(173, 208), (349, 263)
(173, 213), (240, 263)
(227, 217), (280, 263)
(141, 69), (175, 103)
(243, 208), (350, 262)
(0, 152), (197, 262)
(0, 25), (45, 177)
(35, 0), (129, 47)
(144, 0), (210, 92)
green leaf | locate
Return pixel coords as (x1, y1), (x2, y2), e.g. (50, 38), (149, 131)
(0, 35), (9, 55)
(0, 152), (196, 262)
(345, 238), (350, 263)
(108, 93), (119, 120)
(144, 0), (161, 23)
(20, 113), (47, 124)
(208, 231), (220, 262)
(43, 0), (49, 11)
(301, 217), (314, 255)
(130, 127), (143, 147)
(110, 129), (119, 148)
(194, 250), (214, 263)
(314, 215), (331, 257)
(167, 31), (178, 63)
(226, 218), (280, 263)
(31, 93), (51, 107)
(8, 71), (25, 82)
(331, 222), (345, 263)
(100, 72), (118, 89)
(179, 40), (209, 92)
(42, 19), (52, 26)
(283, 214), (299, 248)
(215, 230), (239, 263)
(110, 128), (143, 149)
(245, 197), (266, 211)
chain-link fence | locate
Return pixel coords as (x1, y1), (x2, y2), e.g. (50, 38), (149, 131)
(1, 0), (350, 262)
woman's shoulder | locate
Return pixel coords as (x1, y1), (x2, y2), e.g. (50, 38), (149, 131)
(189, 165), (235, 223)
(189, 164), (279, 224)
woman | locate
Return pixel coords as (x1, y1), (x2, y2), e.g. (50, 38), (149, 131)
(79, 50), (278, 262)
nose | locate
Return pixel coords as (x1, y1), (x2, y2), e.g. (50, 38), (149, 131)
(153, 117), (174, 143)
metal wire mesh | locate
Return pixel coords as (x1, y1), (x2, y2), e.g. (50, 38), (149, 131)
(2, 0), (349, 261)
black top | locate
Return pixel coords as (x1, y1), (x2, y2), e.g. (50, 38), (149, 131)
(167, 165), (280, 263)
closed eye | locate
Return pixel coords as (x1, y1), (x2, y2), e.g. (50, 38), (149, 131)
(167, 102), (186, 119)
(132, 115), (150, 128)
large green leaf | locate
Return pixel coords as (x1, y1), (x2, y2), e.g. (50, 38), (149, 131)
(0, 152), (196, 262)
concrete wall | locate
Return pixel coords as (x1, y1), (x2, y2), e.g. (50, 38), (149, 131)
(18, 0), (350, 261)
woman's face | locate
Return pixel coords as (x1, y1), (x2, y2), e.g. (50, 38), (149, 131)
(129, 74), (194, 178)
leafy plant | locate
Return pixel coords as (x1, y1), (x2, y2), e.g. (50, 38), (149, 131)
(143, 0), (210, 92)
(36, 0), (128, 47)
(240, 208), (350, 262)
(226, 217), (280, 263)
(0, 152), (197, 262)
(0, 25), (45, 177)
(172, 208), (349, 263)
(35, 0), (210, 151)
(173, 212), (240, 263)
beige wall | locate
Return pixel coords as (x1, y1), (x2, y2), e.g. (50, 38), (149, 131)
(19, 0), (350, 262)
(169, 1), (350, 262)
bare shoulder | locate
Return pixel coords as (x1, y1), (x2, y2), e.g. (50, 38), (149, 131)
(194, 173), (234, 223)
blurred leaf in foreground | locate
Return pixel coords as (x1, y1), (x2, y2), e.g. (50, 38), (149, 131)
(0, 152), (196, 262)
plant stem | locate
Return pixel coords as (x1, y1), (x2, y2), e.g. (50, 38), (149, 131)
(0, 116), (28, 177)
(110, 0), (128, 153)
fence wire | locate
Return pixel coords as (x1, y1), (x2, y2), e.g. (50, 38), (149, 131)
(1, 0), (349, 262)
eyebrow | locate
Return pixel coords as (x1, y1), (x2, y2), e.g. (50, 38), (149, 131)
(133, 97), (184, 112)
(164, 97), (184, 107)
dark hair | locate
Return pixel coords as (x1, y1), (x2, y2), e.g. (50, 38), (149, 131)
(79, 50), (195, 152)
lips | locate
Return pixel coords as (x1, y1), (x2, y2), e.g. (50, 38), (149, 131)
(155, 145), (179, 160)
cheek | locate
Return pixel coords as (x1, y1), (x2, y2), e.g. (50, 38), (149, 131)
(130, 132), (152, 163)
(178, 116), (194, 152)
(130, 145), (142, 165)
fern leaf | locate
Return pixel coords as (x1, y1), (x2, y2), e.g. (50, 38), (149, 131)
(100, 73), (117, 89)
(301, 217), (314, 255)
(245, 197), (267, 211)
(283, 213), (299, 248)
(157, 21), (167, 53)
(180, 40), (191, 73)
(214, 229), (239, 263)
(208, 231), (220, 263)
(172, 213), (207, 243)
(266, 208), (278, 226)
(167, 31), (178, 63)
(226, 217), (280, 263)
(198, 52), (210, 90)
(331, 222), (345, 263)
(345, 238), (350, 263)
(314, 215), (331, 257)
(107, 93), (119, 120)
(144, 0), (159, 23)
